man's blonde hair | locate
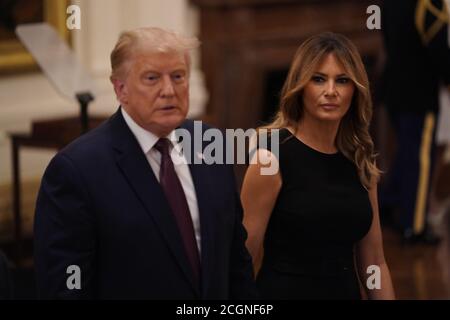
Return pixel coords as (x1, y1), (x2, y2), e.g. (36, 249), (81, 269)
(110, 27), (200, 80)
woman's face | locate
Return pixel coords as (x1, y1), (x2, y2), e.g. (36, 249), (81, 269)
(302, 53), (355, 124)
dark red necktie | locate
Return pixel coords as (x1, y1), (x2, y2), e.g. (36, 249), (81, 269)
(154, 138), (201, 282)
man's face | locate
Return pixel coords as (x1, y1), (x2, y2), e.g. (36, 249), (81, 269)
(114, 49), (189, 137)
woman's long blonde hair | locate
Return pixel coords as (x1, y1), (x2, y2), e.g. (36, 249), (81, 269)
(263, 32), (380, 189)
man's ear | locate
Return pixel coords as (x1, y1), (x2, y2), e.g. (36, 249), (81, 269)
(110, 76), (127, 103)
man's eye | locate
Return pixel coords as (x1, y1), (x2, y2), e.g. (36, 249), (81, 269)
(147, 75), (159, 81)
(172, 73), (185, 82)
(311, 76), (325, 83)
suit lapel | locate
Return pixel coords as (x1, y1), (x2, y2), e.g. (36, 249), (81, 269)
(108, 109), (200, 296)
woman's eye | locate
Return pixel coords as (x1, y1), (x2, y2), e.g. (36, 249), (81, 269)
(312, 76), (325, 83)
(337, 77), (350, 84)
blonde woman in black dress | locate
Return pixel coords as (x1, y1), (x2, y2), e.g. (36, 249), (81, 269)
(241, 32), (395, 299)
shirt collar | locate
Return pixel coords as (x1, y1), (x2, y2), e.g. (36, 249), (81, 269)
(121, 107), (178, 154)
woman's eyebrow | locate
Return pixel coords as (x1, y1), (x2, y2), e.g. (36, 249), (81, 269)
(313, 72), (349, 77)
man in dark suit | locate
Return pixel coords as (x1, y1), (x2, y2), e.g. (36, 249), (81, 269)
(34, 27), (257, 299)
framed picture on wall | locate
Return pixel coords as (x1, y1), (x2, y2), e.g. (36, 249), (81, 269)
(0, 0), (69, 74)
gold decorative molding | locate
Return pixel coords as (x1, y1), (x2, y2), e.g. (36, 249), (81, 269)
(0, 0), (70, 74)
(415, 0), (449, 45)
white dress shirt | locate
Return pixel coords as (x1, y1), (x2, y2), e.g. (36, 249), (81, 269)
(121, 108), (202, 254)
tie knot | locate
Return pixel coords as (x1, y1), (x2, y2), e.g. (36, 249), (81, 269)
(154, 138), (171, 155)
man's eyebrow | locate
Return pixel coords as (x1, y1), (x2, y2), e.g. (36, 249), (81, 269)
(171, 69), (187, 73)
(141, 69), (160, 74)
(140, 67), (187, 74)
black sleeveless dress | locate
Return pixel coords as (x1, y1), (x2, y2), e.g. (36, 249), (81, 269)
(256, 129), (373, 300)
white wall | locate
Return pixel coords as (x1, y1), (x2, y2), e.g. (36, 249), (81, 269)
(0, 0), (206, 186)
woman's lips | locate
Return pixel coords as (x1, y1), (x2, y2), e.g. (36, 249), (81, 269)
(320, 104), (339, 110)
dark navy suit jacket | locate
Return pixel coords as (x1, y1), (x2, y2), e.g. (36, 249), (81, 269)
(34, 108), (256, 299)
